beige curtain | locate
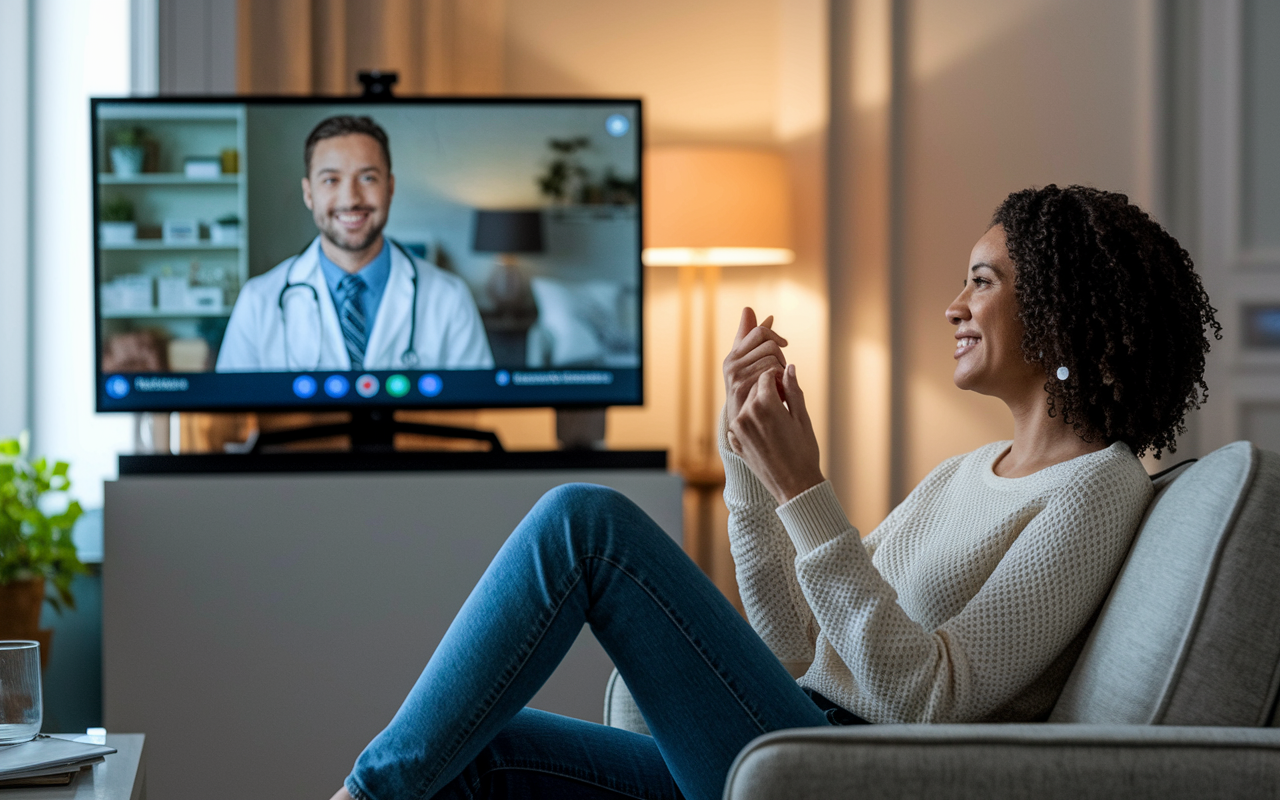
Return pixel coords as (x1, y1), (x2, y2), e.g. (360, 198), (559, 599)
(237, 0), (504, 95)
(182, 0), (505, 452)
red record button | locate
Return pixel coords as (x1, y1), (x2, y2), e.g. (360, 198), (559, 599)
(355, 374), (380, 398)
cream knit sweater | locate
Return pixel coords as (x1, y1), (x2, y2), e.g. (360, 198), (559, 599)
(722, 424), (1153, 724)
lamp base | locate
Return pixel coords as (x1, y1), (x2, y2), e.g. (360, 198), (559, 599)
(486, 255), (534, 313)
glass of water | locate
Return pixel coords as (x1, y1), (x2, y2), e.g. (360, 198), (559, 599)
(0, 641), (42, 744)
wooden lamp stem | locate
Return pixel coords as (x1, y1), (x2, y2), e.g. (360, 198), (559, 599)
(677, 264), (696, 472)
(700, 264), (720, 468)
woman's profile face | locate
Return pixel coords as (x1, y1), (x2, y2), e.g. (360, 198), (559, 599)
(944, 225), (1043, 400)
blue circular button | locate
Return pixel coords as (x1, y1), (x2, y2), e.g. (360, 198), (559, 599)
(105, 375), (130, 399)
(324, 375), (349, 398)
(418, 373), (443, 397)
(605, 114), (630, 137)
(495, 370), (511, 387)
(292, 375), (318, 399)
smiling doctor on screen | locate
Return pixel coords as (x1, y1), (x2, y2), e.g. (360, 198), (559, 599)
(216, 115), (494, 372)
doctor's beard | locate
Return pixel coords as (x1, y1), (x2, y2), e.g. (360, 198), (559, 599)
(317, 204), (386, 255)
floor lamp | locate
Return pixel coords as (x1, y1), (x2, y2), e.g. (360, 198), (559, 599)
(643, 146), (794, 572)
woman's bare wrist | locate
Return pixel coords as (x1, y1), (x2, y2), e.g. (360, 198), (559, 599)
(774, 472), (826, 504)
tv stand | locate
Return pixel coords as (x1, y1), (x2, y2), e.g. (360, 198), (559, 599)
(104, 452), (680, 798)
(229, 409), (504, 454)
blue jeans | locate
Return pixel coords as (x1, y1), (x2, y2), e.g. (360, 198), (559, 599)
(345, 484), (851, 800)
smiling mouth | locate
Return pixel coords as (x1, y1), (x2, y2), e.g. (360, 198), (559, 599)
(333, 209), (373, 228)
(954, 336), (980, 358)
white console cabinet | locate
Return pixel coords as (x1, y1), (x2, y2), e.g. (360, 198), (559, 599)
(103, 453), (679, 800)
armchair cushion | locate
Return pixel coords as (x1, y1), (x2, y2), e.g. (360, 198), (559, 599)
(1051, 442), (1280, 726)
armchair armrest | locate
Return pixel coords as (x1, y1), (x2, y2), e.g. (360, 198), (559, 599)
(603, 671), (1280, 798)
(725, 724), (1280, 800)
(603, 669), (650, 735)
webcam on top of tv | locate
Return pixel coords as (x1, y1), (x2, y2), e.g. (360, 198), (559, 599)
(357, 70), (398, 99)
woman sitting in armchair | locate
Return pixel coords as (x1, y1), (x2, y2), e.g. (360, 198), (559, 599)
(331, 184), (1221, 800)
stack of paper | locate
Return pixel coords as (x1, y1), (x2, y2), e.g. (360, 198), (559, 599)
(0, 735), (116, 788)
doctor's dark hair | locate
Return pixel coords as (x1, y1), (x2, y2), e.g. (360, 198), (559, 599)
(303, 115), (392, 175)
(992, 184), (1221, 459)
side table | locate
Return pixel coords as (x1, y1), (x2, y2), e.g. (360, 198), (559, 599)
(5, 734), (144, 800)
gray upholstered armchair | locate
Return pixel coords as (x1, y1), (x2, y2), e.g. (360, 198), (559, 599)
(603, 441), (1280, 798)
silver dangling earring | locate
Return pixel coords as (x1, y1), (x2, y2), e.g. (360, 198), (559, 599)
(1056, 366), (1070, 381)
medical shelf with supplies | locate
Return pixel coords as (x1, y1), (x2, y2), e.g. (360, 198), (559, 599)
(94, 103), (248, 375)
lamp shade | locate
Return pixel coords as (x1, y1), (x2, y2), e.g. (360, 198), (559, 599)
(473, 209), (545, 253)
(643, 146), (793, 266)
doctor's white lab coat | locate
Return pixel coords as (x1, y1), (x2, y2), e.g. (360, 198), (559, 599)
(215, 237), (494, 372)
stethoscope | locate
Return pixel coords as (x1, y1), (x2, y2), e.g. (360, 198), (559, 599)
(277, 237), (421, 369)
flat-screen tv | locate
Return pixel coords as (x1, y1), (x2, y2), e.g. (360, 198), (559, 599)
(91, 97), (642, 412)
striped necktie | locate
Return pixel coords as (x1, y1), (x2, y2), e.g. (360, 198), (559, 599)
(337, 273), (368, 370)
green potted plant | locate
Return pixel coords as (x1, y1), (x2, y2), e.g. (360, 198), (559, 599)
(0, 434), (86, 667)
(536, 136), (591, 204)
(110, 126), (148, 177)
(100, 196), (137, 245)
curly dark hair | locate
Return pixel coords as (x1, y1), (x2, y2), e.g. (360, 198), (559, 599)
(991, 184), (1221, 458)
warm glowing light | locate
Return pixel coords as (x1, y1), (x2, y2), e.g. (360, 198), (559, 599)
(645, 146), (792, 262)
(642, 247), (795, 267)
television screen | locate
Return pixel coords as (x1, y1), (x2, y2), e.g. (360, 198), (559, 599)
(91, 97), (642, 412)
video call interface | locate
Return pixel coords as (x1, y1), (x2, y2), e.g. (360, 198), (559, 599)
(92, 99), (642, 411)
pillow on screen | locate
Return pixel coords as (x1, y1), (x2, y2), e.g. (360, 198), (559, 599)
(529, 278), (637, 367)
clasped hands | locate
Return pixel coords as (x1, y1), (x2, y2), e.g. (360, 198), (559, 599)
(723, 307), (825, 504)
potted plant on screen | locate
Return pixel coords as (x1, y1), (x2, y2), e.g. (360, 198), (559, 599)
(110, 126), (147, 176)
(536, 136), (591, 204)
(100, 196), (137, 245)
(0, 434), (86, 668)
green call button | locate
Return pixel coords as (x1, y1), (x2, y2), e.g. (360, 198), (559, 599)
(386, 374), (411, 398)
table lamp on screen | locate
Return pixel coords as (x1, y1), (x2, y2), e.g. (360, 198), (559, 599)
(473, 209), (544, 312)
